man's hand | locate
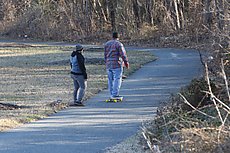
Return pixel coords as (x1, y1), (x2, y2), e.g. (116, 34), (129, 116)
(124, 62), (129, 69)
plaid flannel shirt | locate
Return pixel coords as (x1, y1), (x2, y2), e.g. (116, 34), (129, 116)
(104, 39), (128, 69)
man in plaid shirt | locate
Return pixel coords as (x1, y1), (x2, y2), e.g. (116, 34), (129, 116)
(104, 32), (129, 98)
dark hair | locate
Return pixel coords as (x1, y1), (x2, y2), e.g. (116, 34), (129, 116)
(112, 32), (119, 38)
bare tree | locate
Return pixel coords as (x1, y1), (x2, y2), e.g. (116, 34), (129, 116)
(0, 0), (4, 21)
(0, 0), (229, 41)
(214, 0), (225, 30)
(146, 0), (154, 26)
(203, 0), (213, 29)
(108, 0), (117, 31)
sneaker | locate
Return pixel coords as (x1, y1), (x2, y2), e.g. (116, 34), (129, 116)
(111, 96), (123, 100)
(122, 75), (127, 79)
(75, 102), (84, 106)
(69, 102), (84, 107)
(111, 95), (122, 98)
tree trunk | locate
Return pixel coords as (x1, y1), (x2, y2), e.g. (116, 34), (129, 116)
(102, 0), (109, 20)
(108, 0), (117, 31)
(215, 0), (224, 30)
(173, 0), (181, 29)
(146, 0), (154, 25)
(97, 0), (108, 22)
(0, 0), (4, 21)
(133, 0), (141, 29)
(225, 0), (230, 32)
(179, 0), (185, 29)
(204, 0), (212, 29)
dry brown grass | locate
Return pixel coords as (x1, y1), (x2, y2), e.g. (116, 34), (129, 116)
(139, 26), (230, 152)
(0, 119), (21, 131)
(141, 57), (230, 152)
(0, 43), (155, 131)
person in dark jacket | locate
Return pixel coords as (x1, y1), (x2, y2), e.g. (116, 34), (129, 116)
(70, 44), (87, 106)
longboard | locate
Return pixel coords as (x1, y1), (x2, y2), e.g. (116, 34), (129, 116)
(105, 97), (123, 103)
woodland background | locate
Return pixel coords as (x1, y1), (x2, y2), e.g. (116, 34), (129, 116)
(0, 0), (229, 44)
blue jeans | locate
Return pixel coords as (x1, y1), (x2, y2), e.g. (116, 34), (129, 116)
(71, 74), (87, 102)
(107, 67), (123, 97)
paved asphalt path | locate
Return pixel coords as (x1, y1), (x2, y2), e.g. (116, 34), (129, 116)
(0, 47), (203, 153)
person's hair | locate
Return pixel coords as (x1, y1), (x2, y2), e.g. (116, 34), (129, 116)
(112, 32), (119, 39)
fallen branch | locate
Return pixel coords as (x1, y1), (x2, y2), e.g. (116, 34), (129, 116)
(0, 102), (20, 110)
(178, 93), (216, 119)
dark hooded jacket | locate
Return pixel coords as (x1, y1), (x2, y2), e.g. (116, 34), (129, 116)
(70, 51), (87, 79)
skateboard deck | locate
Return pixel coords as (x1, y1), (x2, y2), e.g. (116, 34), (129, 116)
(105, 97), (123, 103)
